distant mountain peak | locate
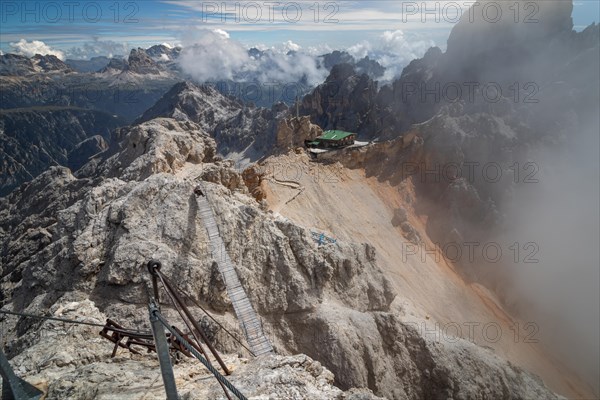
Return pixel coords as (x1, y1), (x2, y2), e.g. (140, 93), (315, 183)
(136, 80), (287, 160)
(0, 53), (73, 76)
(125, 48), (164, 75)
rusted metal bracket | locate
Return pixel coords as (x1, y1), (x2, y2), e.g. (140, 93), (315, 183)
(100, 319), (154, 357)
(99, 318), (198, 360)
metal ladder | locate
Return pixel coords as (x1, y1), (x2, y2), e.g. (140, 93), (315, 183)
(195, 184), (274, 356)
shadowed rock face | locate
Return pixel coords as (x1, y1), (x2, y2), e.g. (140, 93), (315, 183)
(31, 54), (74, 74)
(0, 107), (126, 196)
(299, 63), (380, 137)
(125, 48), (164, 75)
(0, 54), (37, 76)
(98, 57), (127, 73)
(320, 50), (385, 79)
(66, 135), (109, 172)
(0, 54), (73, 76)
(301, 0), (597, 141)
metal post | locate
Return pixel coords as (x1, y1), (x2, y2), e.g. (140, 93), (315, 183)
(148, 261), (231, 376)
(147, 260), (161, 304)
(154, 311), (248, 400)
(148, 300), (179, 400)
(1, 349), (43, 399)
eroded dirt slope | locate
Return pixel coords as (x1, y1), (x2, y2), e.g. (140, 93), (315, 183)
(261, 151), (594, 399)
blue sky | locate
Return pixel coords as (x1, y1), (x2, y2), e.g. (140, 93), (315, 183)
(0, 0), (598, 58)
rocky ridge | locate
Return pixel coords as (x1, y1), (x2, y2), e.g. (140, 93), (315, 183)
(136, 81), (289, 160)
(0, 54), (73, 76)
(0, 107), (126, 196)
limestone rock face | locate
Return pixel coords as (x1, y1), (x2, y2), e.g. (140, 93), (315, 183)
(0, 53), (73, 76)
(276, 116), (323, 149)
(77, 118), (216, 181)
(242, 164), (267, 202)
(32, 54), (74, 73)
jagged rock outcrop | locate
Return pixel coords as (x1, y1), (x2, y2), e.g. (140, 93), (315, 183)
(32, 54), (74, 73)
(6, 298), (382, 399)
(321, 51), (355, 70)
(136, 81), (288, 159)
(276, 116), (323, 149)
(0, 53), (38, 76)
(77, 118), (216, 181)
(98, 57), (127, 74)
(125, 48), (164, 75)
(241, 164), (267, 202)
(319, 51), (385, 80)
(145, 44), (181, 62)
(355, 56), (386, 79)
(300, 64), (379, 137)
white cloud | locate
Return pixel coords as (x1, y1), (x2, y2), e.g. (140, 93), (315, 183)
(65, 39), (130, 60)
(9, 39), (65, 60)
(347, 30), (435, 80)
(283, 40), (301, 53)
(256, 50), (328, 87)
(178, 28), (435, 89)
(179, 29), (249, 81)
(212, 29), (230, 39)
(178, 29), (328, 86)
(306, 44), (333, 56)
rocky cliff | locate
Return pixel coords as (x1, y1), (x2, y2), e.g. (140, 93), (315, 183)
(299, 0), (599, 273)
